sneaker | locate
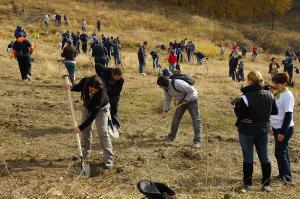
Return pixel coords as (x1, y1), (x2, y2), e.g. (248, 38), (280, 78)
(192, 142), (201, 149)
(240, 185), (252, 193)
(104, 161), (114, 169)
(261, 186), (270, 192)
(26, 74), (32, 81)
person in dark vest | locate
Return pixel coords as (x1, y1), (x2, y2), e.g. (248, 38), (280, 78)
(233, 71), (278, 192)
(12, 32), (34, 80)
(92, 39), (108, 66)
(95, 64), (124, 128)
(282, 57), (294, 87)
(269, 57), (280, 79)
(229, 52), (239, 81)
(271, 73), (295, 183)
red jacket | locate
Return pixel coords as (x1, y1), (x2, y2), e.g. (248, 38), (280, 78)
(168, 53), (177, 64)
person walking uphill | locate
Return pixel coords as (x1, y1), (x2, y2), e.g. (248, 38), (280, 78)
(271, 73), (295, 183)
(92, 40), (108, 66)
(157, 76), (202, 148)
(66, 75), (115, 169)
(12, 32), (34, 81)
(61, 40), (77, 85)
(233, 71), (278, 192)
(95, 63), (124, 128)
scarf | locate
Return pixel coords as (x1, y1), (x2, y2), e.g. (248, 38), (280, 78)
(274, 87), (288, 99)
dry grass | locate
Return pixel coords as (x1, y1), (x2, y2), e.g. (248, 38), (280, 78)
(0, 0), (300, 198)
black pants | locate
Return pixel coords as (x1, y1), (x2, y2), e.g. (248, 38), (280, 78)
(110, 98), (120, 128)
(17, 55), (31, 80)
(82, 42), (87, 53)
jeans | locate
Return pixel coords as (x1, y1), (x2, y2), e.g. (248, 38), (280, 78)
(169, 63), (175, 73)
(168, 99), (202, 144)
(81, 104), (114, 162)
(110, 98), (120, 128)
(273, 127), (294, 181)
(64, 61), (76, 76)
(17, 54), (32, 80)
(153, 57), (160, 69)
(239, 132), (270, 164)
(139, 57), (146, 73)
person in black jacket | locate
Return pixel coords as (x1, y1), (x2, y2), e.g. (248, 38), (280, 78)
(95, 63), (124, 128)
(67, 75), (114, 169)
(79, 32), (89, 53)
(233, 70), (278, 192)
(229, 53), (238, 81)
(92, 40), (108, 66)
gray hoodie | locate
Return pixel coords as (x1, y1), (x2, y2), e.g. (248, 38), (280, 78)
(164, 79), (198, 112)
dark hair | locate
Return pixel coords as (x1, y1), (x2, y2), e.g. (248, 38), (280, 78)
(271, 57), (276, 61)
(238, 55), (242, 59)
(157, 76), (169, 87)
(82, 75), (105, 106)
(113, 67), (123, 76)
(143, 41), (148, 45)
(272, 73), (289, 84)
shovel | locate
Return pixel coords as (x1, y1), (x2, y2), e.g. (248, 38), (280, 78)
(65, 77), (91, 177)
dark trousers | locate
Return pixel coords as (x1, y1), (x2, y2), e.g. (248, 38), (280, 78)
(138, 56), (145, 73)
(17, 55), (31, 80)
(82, 42), (87, 53)
(110, 98), (120, 128)
(273, 127), (294, 181)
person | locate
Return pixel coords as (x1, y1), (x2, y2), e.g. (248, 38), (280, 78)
(220, 45), (225, 60)
(270, 73), (295, 183)
(194, 52), (205, 65)
(252, 45), (258, 60)
(168, 50), (177, 73)
(55, 14), (62, 27)
(12, 32), (34, 81)
(269, 57), (280, 79)
(176, 44), (183, 64)
(187, 41), (195, 63)
(66, 75), (115, 169)
(44, 15), (49, 33)
(150, 51), (161, 69)
(157, 76), (202, 148)
(81, 18), (87, 32)
(92, 39), (108, 66)
(138, 42), (147, 74)
(233, 71), (278, 192)
(237, 55), (245, 82)
(241, 47), (248, 58)
(295, 50), (300, 63)
(229, 53), (238, 81)
(104, 37), (112, 64)
(61, 31), (70, 50)
(97, 17), (101, 32)
(72, 32), (81, 54)
(80, 32), (89, 53)
(111, 39), (122, 66)
(61, 39), (77, 85)
(282, 57), (294, 87)
(232, 42), (239, 52)
(14, 25), (27, 38)
(95, 64), (124, 128)
(64, 14), (68, 26)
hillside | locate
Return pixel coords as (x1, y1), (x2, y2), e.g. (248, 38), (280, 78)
(0, 0), (300, 198)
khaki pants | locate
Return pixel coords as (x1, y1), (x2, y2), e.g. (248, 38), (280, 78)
(81, 104), (114, 163)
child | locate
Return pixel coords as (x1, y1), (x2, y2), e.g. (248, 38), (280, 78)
(269, 57), (280, 79)
(168, 50), (177, 73)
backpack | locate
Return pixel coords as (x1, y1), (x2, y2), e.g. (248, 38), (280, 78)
(169, 74), (195, 92)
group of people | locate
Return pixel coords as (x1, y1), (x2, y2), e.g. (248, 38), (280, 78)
(8, 23), (297, 193)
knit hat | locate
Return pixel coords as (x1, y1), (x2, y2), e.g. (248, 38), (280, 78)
(16, 32), (24, 38)
(162, 68), (170, 77)
(157, 76), (169, 87)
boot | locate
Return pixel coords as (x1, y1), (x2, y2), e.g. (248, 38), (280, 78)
(261, 162), (271, 189)
(243, 163), (253, 186)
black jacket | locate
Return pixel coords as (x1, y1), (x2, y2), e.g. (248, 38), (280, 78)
(95, 64), (124, 101)
(92, 43), (108, 60)
(234, 84), (278, 135)
(71, 77), (109, 131)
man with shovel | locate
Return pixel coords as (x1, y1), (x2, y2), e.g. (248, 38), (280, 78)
(157, 76), (202, 148)
(66, 75), (115, 169)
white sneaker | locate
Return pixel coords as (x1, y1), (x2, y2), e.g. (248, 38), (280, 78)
(104, 161), (114, 169)
(26, 74), (32, 81)
(192, 142), (201, 149)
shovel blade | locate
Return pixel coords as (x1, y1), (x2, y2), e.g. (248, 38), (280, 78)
(75, 161), (91, 177)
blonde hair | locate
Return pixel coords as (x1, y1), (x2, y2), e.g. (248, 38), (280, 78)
(247, 71), (264, 85)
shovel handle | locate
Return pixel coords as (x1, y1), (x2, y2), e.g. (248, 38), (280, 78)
(65, 77), (83, 158)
